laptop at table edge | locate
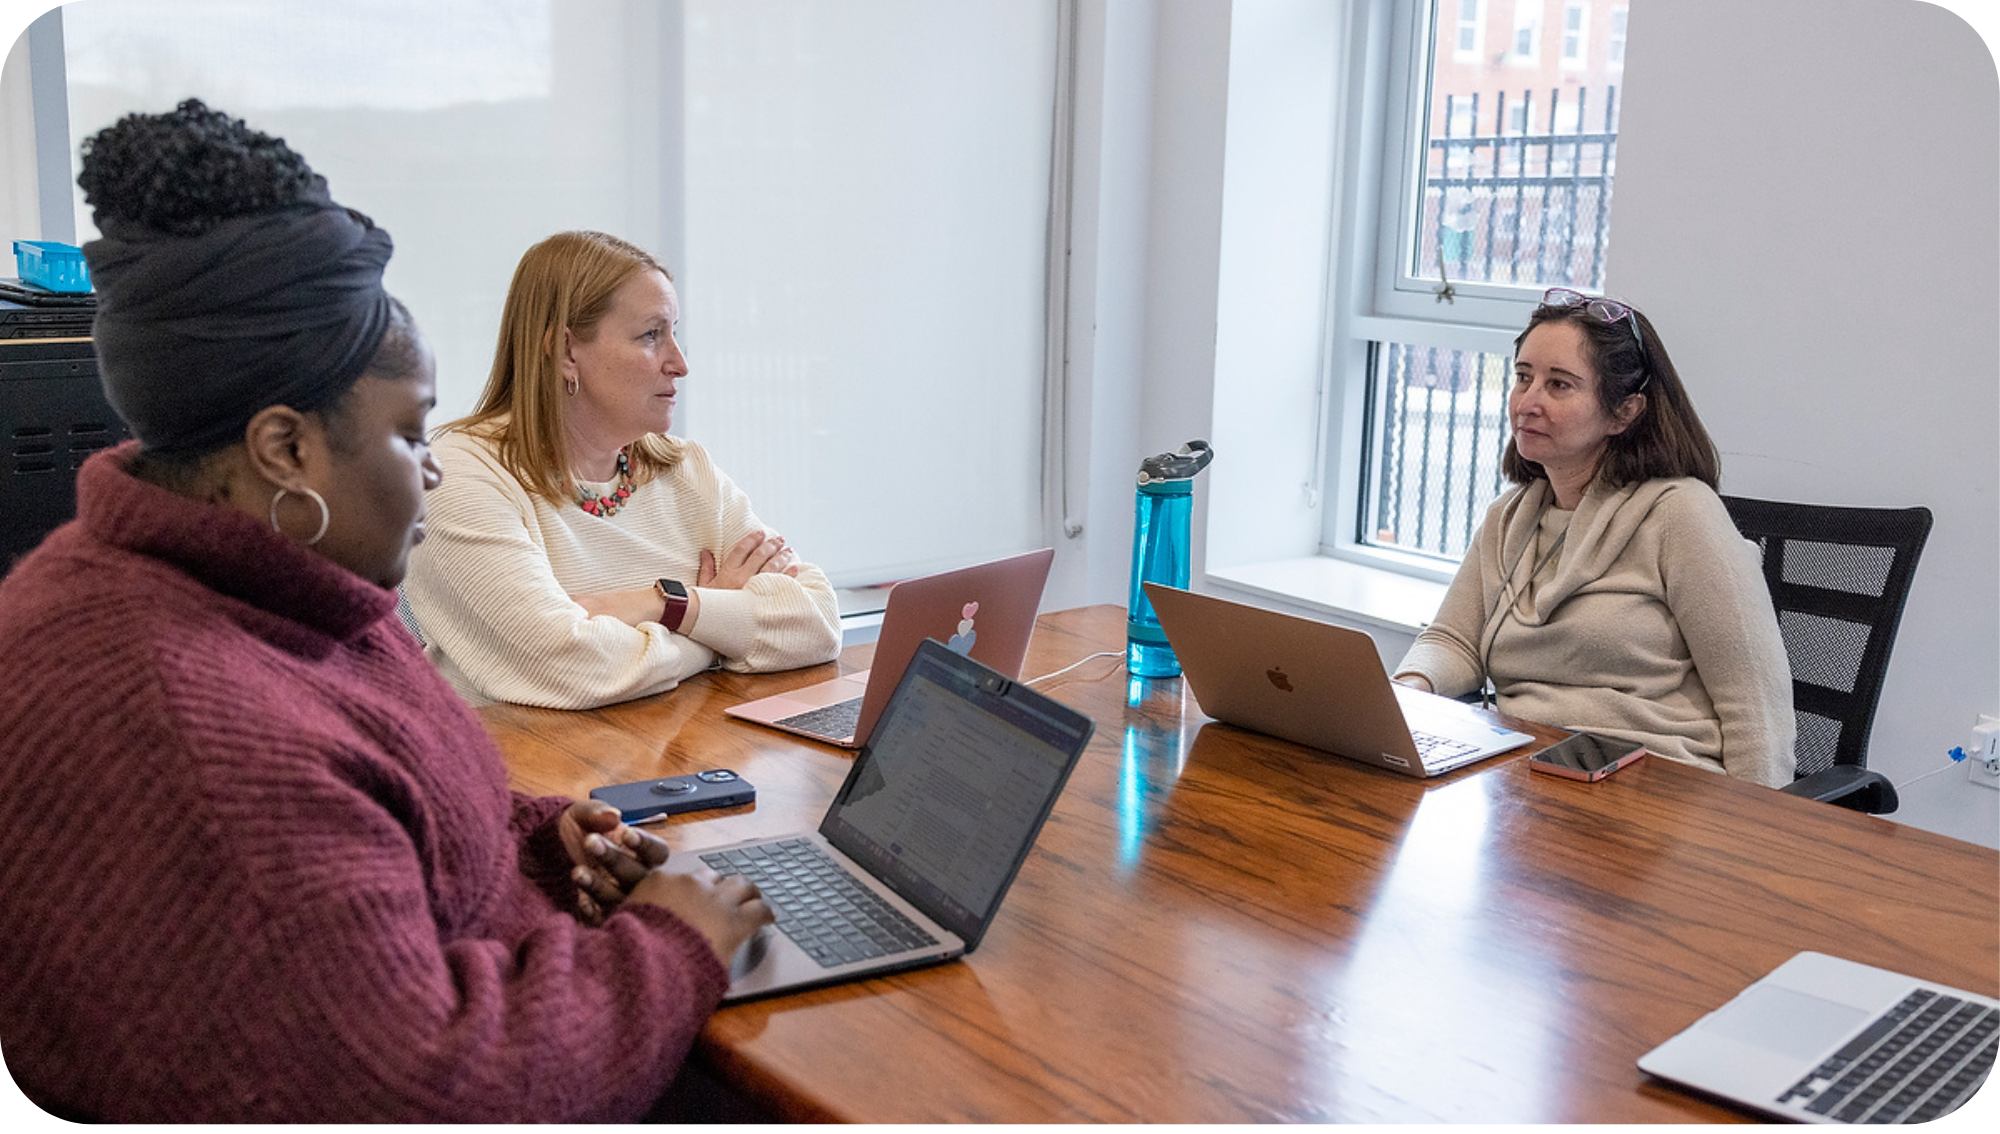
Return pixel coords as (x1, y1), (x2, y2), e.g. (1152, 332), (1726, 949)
(1636, 951), (2000, 1124)
(723, 547), (1055, 747)
(1143, 582), (1533, 778)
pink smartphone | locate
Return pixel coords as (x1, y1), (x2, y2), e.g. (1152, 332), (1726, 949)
(1528, 732), (1646, 782)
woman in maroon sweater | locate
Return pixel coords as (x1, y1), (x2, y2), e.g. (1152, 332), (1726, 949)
(0, 101), (769, 1122)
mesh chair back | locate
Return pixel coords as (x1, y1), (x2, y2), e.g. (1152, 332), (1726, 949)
(1721, 497), (1931, 780)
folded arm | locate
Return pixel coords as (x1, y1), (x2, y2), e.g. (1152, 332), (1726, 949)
(402, 446), (717, 709)
(654, 452), (841, 674)
(405, 437), (842, 705)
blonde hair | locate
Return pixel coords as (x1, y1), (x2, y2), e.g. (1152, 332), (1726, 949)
(449, 231), (684, 503)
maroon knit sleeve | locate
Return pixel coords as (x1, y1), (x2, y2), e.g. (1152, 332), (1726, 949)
(207, 753), (733, 1122)
(511, 791), (578, 907)
(242, 744), (736, 1121)
(250, 879), (732, 1121)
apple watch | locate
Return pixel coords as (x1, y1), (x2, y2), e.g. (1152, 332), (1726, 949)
(654, 578), (690, 633)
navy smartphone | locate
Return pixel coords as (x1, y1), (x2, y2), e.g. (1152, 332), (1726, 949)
(590, 769), (756, 822)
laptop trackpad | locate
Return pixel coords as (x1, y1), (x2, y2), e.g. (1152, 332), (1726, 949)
(753, 671), (868, 713)
(731, 927), (774, 983)
(1705, 983), (1868, 1061)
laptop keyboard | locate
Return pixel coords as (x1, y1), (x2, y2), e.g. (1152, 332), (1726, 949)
(700, 838), (938, 969)
(1776, 988), (1998, 1123)
(773, 696), (863, 741)
(1411, 731), (1480, 769)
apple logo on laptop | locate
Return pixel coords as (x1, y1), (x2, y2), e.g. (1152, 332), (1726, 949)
(947, 602), (979, 655)
(1266, 666), (1293, 692)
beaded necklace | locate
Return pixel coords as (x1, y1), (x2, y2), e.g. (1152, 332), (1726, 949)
(576, 449), (636, 518)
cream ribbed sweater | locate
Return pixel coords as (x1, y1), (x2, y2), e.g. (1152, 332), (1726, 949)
(1395, 477), (1796, 788)
(403, 428), (841, 709)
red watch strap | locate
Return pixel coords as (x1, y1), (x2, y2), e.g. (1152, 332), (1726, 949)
(656, 579), (690, 633)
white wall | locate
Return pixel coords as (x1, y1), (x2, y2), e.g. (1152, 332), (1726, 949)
(1, 9), (73, 258)
(1609, 0), (1999, 846)
(1043, 0), (1161, 610)
(0, 28), (34, 253)
(1207, 0), (1342, 573)
(1046, 0), (1233, 612)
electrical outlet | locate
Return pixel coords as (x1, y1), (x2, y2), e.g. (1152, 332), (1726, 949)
(1972, 762), (2000, 790)
(1967, 715), (2000, 790)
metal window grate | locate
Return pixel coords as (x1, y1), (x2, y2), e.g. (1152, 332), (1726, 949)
(1364, 343), (1511, 561)
(1416, 85), (1620, 292)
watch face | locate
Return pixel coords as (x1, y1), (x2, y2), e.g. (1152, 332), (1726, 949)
(658, 578), (688, 599)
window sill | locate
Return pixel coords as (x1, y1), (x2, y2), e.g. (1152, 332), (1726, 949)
(1206, 556), (1450, 637)
(835, 584), (894, 647)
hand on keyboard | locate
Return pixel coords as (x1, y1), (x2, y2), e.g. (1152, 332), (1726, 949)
(702, 840), (938, 968)
(628, 863), (774, 964)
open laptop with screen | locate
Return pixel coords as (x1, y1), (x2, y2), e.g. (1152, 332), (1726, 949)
(1143, 583), (1533, 778)
(1638, 951), (1997, 1123)
(669, 639), (1094, 1001)
(725, 548), (1053, 747)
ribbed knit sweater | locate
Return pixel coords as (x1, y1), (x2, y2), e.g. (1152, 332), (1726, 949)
(0, 444), (729, 1122)
(402, 427), (842, 709)
(1395, 476), (1796, 788)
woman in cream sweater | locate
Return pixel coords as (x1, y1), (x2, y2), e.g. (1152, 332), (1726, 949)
(1393, 289), (1795, 788)
(403, 231), (841, 709)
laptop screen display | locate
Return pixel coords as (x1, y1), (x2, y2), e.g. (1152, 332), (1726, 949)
(821, 643), (1090, 946)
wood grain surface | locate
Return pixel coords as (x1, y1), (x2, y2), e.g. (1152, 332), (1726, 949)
(479, 604), (2000, 1123)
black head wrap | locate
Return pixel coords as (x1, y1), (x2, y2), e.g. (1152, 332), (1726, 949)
(83, 174), (393, 455)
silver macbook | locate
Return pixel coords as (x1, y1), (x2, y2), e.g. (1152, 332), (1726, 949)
(725, 548), (1054, 747)
(1638, 951), (1997, 1123)
(668, 639), (1093, 1002)
(1143, 583), (1532, 777)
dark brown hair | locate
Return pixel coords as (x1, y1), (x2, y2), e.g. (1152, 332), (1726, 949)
(1501, 300), (1720, 491)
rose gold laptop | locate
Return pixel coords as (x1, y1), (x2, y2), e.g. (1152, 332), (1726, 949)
(724, 548), (1054, 747)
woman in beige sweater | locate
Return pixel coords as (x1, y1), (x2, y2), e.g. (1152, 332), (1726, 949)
(1393, 290), (1794, 788)
(403, 232), (841, 708)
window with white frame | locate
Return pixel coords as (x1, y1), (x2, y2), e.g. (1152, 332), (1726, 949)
(1609, 6), (1628, 68)
(1324, 0), (1629, 566)
(1509, 0), (1540, 65)
(1561, 2), (1589, 69)
(1452, 0), (1483, 62)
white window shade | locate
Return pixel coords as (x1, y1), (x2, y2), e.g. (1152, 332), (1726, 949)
(63, 0), (673, 436)
(59, 0), (1055, 589)
(683, 0), (1055, 586)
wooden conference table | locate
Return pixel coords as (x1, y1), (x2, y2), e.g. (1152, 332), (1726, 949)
(480, 604), (2000, 1123)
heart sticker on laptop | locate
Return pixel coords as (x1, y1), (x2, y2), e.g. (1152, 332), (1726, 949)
(948, 602), (979, 655)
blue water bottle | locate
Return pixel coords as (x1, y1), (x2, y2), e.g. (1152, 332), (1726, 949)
(1126, 440), (1214, 678)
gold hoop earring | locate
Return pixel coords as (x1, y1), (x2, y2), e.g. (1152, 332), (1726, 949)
(270, 486), (331, 546)
(563, 374), (579, 396)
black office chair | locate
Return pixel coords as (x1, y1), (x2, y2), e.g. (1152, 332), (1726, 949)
(1721, 496), (1932, 815)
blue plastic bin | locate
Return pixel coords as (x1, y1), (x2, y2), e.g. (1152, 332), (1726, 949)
(12, 240), (92, 294)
